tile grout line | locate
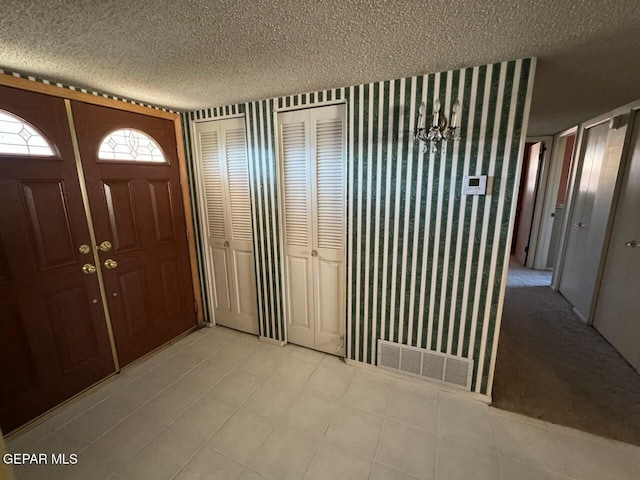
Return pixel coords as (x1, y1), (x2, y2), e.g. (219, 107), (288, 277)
(88, 328), (245, 478)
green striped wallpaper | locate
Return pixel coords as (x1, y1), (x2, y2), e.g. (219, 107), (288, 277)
(182, 58), (536, 395)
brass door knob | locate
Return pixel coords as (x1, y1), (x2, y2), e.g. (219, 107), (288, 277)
(82, 263), (97, 274)
(98, 241), (112, 252)
(104, 259), (118, 269)
(78, 244), (91, 255)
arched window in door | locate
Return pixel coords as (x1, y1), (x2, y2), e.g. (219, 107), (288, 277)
(0, 109), (55, 156)
(98, 128), (166, 162)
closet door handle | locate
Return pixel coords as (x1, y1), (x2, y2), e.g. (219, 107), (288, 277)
(625, 240), (637, 248)
(224, 240), (230, 248)
(573, 222), (587, 228)
(311, 250), (318, 257)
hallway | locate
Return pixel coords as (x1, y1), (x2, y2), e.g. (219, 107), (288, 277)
(492, 260), (640, 445)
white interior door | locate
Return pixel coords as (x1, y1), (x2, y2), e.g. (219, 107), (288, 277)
(279, 104), (346, 356)
(560, 121), (625, 321)
(559, 123), (607, 320)
(514, 142), (542, 265)
(594, 113), (640, 372)
(195, 118), (258, 334)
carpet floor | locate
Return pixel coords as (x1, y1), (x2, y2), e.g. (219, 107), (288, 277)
(492, 259), (640, 446)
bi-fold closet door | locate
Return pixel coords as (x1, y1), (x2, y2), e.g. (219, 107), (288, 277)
(194, 117), (258, 335)
(278, 104), (346, 356)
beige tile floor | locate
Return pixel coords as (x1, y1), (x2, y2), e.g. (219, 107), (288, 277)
(6, 326), (640, 480)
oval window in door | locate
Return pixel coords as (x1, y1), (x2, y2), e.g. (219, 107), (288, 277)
(0, 109), (55, 156)
(98, 128), (166, 162)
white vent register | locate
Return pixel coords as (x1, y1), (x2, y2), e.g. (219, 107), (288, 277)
(377, 340), (473, 390)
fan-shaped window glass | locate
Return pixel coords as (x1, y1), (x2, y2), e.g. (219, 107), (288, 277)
(98, 129), (166, 162)
(0, 109), (55, 156)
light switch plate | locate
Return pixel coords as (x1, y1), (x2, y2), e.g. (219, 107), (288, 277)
(462, 175), (487, 195)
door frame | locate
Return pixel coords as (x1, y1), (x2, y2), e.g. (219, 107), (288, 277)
(189, 113), (248, 328)
(273, 100), (348, 353)
(553, 99), (640, 324)
(532, 128), (577, 270)
(0, 73), (204, 328)
(518, 136), (553, 268)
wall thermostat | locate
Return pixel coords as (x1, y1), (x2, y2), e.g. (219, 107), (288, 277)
(462, 175), (487, 195)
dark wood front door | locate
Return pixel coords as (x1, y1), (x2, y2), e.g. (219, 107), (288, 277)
(71, 102), (197, 367)
(0, 87), (115, 433)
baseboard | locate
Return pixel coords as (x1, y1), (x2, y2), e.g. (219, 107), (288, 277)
(345, 358), (492, 404)
(259, 336), (286, 347)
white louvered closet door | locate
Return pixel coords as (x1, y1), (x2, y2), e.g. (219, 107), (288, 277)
(279, 104), (346, 355)
(279, 109), (315, 349)
(195, 117), (258, 334)
(310, 106), (346, 355)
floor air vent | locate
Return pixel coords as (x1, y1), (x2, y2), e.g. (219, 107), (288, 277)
(377, 340), (473, 390)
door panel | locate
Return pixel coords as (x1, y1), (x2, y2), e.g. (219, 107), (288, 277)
(46, 283), (101, 373)
(315, 258), (343, 354)
(594, 113), (640, 371)
(211, 246), (233, 325)
(286, 255), (314, 348)
(233, 250), (257, 322)
(20, 180), (78, 269)
(0, 87), (115, 433)
(71, 101), (197, 367)
(103, 180), (140, 252)
(149, 180), (177, 243)
(194, 118), (258, 334)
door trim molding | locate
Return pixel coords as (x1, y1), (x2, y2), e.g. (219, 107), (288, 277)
(273, 103), (348, 353)
(65, 99), (121, 372)
(523, 136), (554, 269)
(0, 73), (175, 120)
(174, 117), (205, 325)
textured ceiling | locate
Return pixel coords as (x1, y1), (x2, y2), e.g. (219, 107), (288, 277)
(1, 1), (639, 135)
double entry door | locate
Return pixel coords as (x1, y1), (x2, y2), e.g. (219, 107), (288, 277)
(278, 104), (346, 356)
(0, 86), (196, 433)
(193, 117), (258, 334)
(594, 111), (640, 372)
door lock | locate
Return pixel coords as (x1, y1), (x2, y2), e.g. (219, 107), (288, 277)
(82, 263), (97, 275)
(78, 244), (91, 255)
(311, 250), (318, 257)
(624, 240), (637, 248)
(104, 259), (118, 269)
(98, 240), (112, 252)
